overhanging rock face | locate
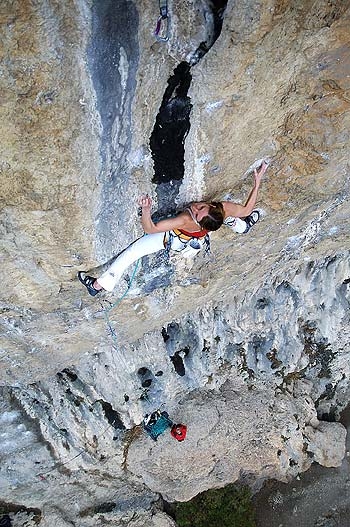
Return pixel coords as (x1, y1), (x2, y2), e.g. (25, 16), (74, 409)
(1, 1), (350, 525)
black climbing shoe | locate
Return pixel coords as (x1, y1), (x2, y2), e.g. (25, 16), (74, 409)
(78, 271), (101, 297)
(243, 210), (260, 233)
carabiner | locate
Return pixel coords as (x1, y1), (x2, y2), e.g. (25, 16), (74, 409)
(155, 15), (169, 42)
(154, 0), (169, 42)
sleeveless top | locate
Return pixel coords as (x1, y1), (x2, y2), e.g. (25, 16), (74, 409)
(176, 227), (209, 238)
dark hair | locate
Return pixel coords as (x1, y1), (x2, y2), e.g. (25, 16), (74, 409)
(199, 201), (224, 231)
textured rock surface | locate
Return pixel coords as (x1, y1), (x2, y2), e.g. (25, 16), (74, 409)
(253, 409), (350, 527)
(1, 0), (350, 525)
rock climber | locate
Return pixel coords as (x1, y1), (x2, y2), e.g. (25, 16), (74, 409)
(78, 161), (268, 296)
(143, 409), (187, 442)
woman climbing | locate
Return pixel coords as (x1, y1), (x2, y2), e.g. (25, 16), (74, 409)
(78, 161), (268, 296)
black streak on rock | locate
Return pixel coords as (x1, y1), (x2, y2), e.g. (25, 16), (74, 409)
(62, 369), (78, 382)
(170, 352), (186, 376)
(150, 62), (192, 219)
(98, 400), (125, 430)
(170, 347), (190, 377)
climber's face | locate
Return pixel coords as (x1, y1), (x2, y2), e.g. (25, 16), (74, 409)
(191, 202), (211, 222)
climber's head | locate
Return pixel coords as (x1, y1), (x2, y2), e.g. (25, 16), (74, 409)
(170, 423), (187, 442)
(190, 202), (224, 231)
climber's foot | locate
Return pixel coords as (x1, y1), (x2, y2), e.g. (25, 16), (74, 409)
(243, 210), (260, 233)
(78, 271), (101, 297)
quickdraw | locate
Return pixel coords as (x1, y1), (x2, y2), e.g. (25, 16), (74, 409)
(155, 0), (169, 42)
(165, 229), (211, 256)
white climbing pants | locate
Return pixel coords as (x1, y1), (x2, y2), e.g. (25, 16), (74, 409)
(97, 217), (250, 292)
(97, 232), (204, 292)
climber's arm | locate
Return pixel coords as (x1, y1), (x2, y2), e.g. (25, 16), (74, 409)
(139, 196), (187, 233)
(222, 162), (267, 218)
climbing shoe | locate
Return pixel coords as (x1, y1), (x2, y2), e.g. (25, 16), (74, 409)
(243, 210), (260, 233)
(78, 271), (101, 297)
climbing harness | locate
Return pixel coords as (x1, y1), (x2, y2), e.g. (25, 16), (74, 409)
(154, 0), (169, 42)
(165, 229), (211, 257)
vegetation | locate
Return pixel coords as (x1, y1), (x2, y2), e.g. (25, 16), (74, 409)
(169, 484), (256, 527)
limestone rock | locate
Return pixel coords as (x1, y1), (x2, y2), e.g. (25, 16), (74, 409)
(1, 0), (350, 525)
(304, 421), (347, 467)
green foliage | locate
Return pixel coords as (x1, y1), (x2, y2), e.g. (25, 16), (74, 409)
(172, 484), (256, 527)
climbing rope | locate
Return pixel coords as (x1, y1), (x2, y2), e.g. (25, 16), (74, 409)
(32, 419), (122, 482)
(7, 259), (168, 487)
(100, 259), (140, 348)
(154, 0), (169, 42)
